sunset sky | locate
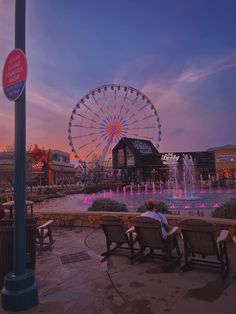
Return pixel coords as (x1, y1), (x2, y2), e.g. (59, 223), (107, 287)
(0, 0), (236, 159)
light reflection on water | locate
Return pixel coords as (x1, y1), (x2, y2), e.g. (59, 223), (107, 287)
(34, 188), (236, 216)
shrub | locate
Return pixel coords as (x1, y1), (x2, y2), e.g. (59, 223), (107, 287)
(137, 200), (169, 213)
(88, 198), (128, 212)
(212, 198), (236, 219)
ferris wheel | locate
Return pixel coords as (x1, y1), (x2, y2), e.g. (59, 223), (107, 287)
(68, 84), (161, 165)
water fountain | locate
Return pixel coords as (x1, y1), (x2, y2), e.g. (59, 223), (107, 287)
(165, 154), (201, 200)
(35, 152), (236, 217)
(36, 180), (236, 217)
(123, 186), (126, 197)
(130, 185), (134, 196)
(159, 180), (163, 195)
(144, 183), (148, 194)
(137, 184), (140, 196)
(152, 182), (156, 195)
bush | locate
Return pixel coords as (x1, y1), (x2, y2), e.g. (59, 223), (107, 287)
(88, 198), (128, 212)
(137, 200), (169, 213)
(212, 198), (236, 219)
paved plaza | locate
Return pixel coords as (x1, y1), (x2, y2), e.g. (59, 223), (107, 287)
(1, 226), (236, 314)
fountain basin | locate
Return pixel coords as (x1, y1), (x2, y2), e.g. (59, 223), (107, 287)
(164, 195), (202, 201)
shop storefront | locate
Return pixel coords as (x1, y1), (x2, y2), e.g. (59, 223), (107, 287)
(0, 146), (76, 187)
(112, 137), (161, 183)
(112, 137), (216, 183)
(0, 152), (32, 187)
(31, 145), (76, 185)
(208, 145), (236, 181)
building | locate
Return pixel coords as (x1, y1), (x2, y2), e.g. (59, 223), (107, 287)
(112, 137), (216, 183)
(0, 152), (32, 187)
(31, 145), (76, 185)
(112, 137), (160, 183)
(207, 144), (236, 180)
(158, 151), (215, 182)
(0, 145), (76, 187)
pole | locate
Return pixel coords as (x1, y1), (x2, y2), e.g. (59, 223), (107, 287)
(1, 0), (38, 311)
(14, 0), (26, 276)
(84, 161), (87, 187)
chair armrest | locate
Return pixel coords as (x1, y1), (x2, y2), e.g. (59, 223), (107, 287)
(232, 235), (236, 245)
(167, 226), (179, 237)
(37, 220), (54, 230)
(126, 226), (135, 234)
(216, 229), (229, 243)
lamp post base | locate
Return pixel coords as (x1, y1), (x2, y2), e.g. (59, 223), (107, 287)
(1, 269), (38, 312)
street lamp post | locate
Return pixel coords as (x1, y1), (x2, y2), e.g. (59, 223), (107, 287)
(1, 0), (38, 311)
(83, 161), (87, 187)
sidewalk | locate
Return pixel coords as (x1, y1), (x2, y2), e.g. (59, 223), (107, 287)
(1, 226), (236, 314)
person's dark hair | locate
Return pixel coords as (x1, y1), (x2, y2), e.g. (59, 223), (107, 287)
(145, 199), (155, 211)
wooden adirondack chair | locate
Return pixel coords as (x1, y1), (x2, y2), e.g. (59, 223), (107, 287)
(132, 216), (181, 262)
(100, 215), (136, 261)
(179, 218), (230, 272)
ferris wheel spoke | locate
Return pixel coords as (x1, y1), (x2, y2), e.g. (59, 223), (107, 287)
(125, 95), (139, 115)
(114, 134), (123, 144)
(92, 95), (105, 115)
(124, 108), (141, 122)
(72, 124), (99, 129)
(82, 101), (102, 119)
(103, 91), (112, 115)
(77, 136), (101, 151)
(71, 131), (101, 139)
(127, 112), (136, 121)
(85, 148), (97, 160)
(114, 89), (117, 113)
(126, 103), (149, 121)
(127, 104), (148, 121)
(77, 142), (91, 150)
(85, 140), (105, 160)
(119, 91), (128, 114)
(132, 126), (157, 130)
(136, 103), (149, 113)
(129, 114), (154, 125)
(76, 113), (100, 125)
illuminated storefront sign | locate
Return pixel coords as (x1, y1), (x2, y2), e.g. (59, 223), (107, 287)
(216, 154), (236, 162)
(161, 153), (179, 165)
(132, 140), (153, 155)
(32, 161), (44, 171)
(215, 152), (236, 170)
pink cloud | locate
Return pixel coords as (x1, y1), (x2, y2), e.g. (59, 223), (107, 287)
(177, 52), (236, 83)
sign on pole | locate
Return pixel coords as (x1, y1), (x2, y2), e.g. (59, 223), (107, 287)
(2, 49), (27, 101)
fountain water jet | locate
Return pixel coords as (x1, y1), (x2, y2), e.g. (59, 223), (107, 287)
(165, 154), (202, 200)
(152, 182), (156, 195)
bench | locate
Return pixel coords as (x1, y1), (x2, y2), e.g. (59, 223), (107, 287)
(37, 220), (55, 249)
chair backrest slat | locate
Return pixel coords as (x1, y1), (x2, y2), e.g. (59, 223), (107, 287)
(179, 219), (217, 256)
(132, 216), (165, 249)
(100, 215), (127, 243)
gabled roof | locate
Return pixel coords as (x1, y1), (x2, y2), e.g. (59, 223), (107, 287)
(113, 137), (159, 157)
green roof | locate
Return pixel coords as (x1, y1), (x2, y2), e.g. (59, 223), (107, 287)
(207, 144), (236, 151)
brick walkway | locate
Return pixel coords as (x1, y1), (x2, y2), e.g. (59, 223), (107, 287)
(1, 226), (236, 314)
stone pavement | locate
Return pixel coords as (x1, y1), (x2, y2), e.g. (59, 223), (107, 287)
(1, 226), (236, 314)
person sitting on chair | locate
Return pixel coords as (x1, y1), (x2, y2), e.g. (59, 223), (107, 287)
(141, 199), (169, 239)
